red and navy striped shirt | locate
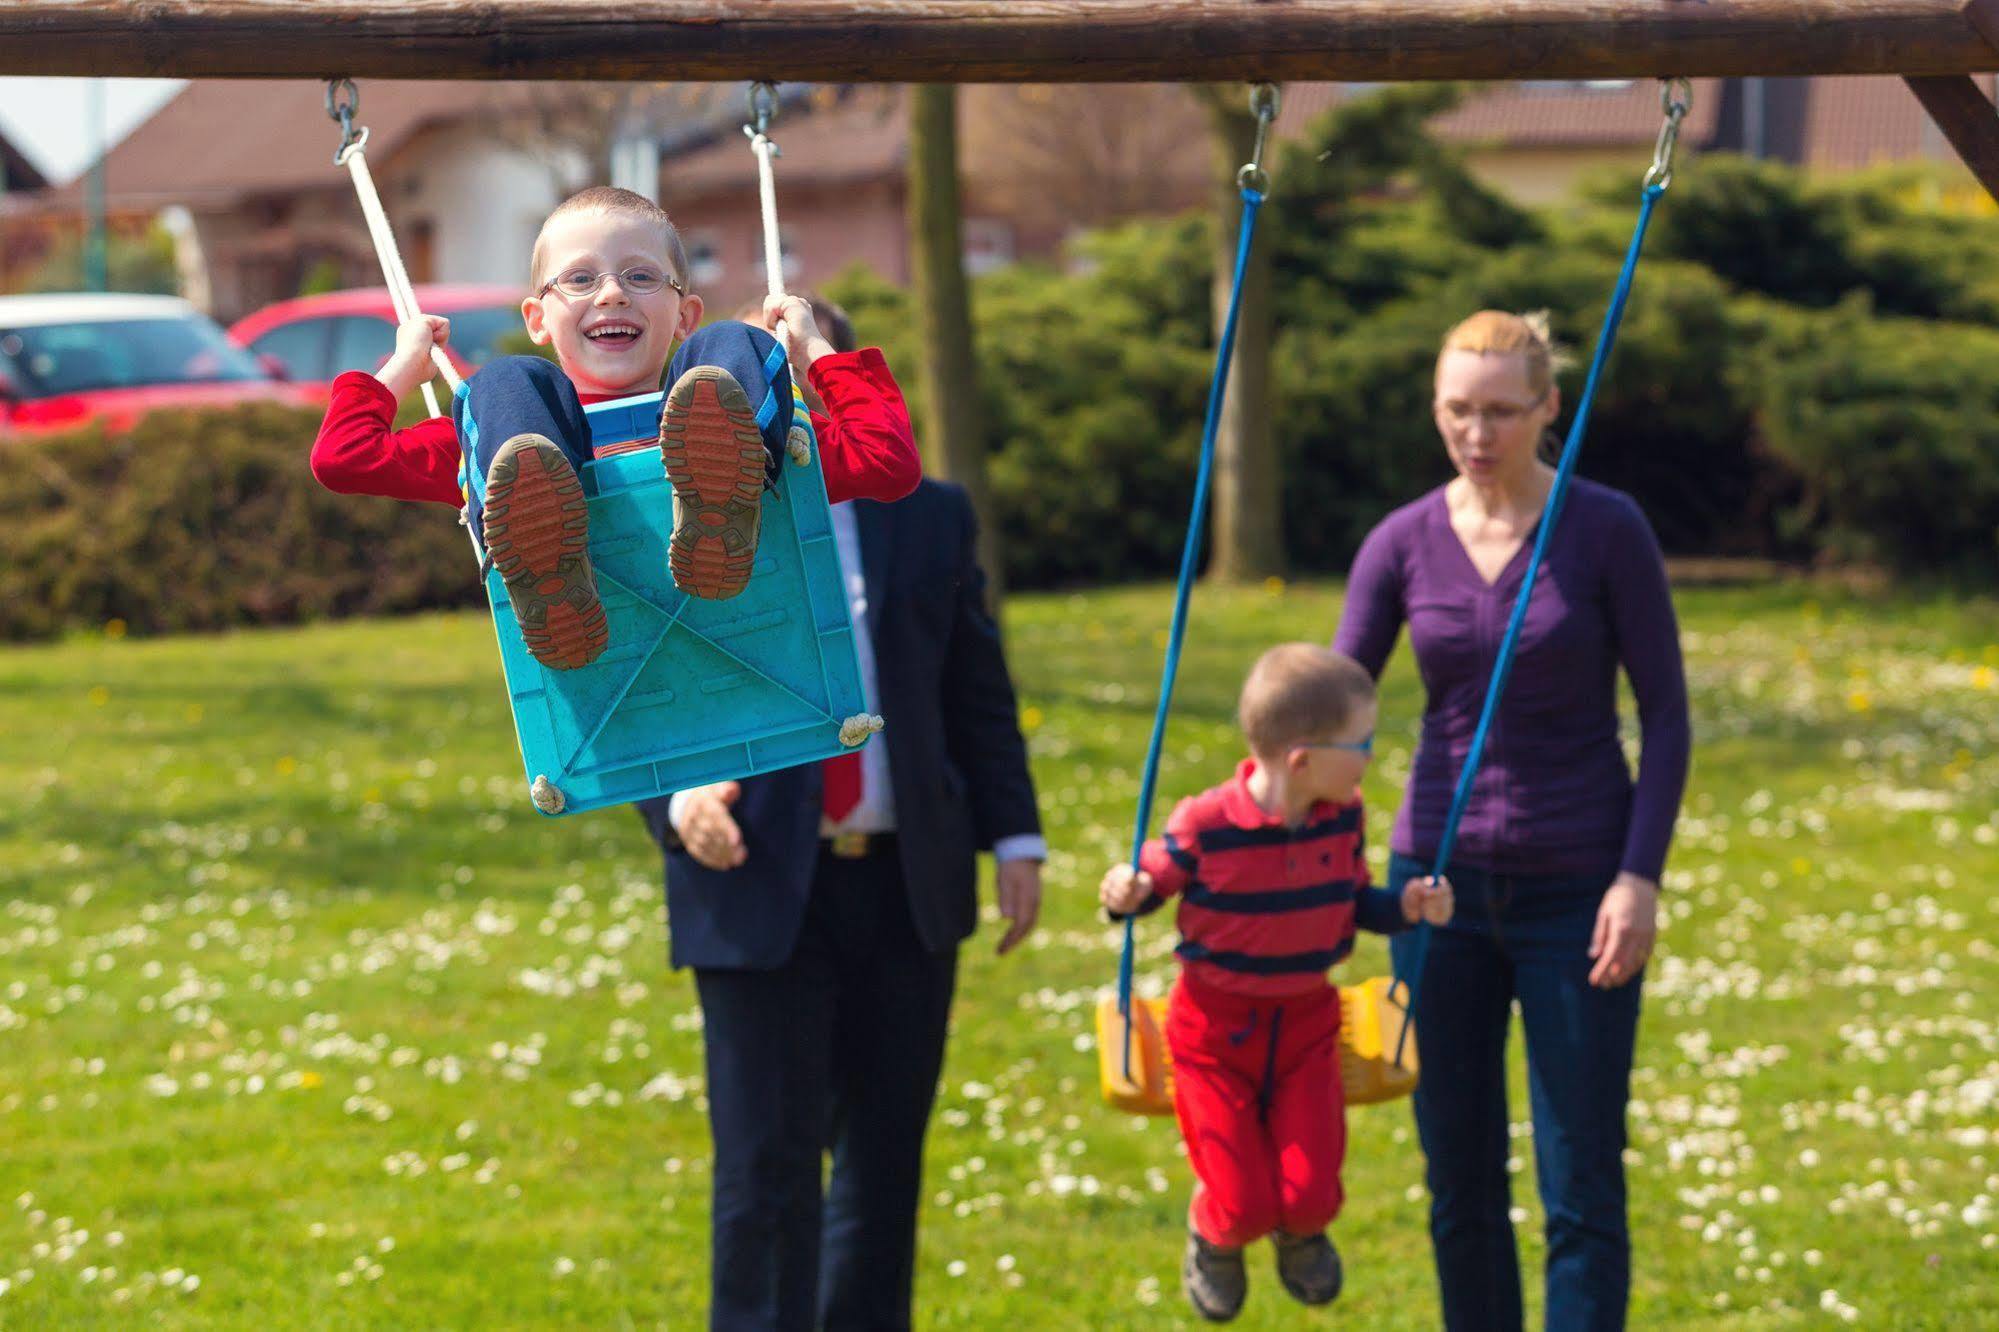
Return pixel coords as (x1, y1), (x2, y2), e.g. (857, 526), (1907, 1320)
(1135, 760), (1409, 998)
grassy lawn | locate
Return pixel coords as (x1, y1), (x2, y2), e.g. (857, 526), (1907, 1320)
(1, 579), (1995, 1329)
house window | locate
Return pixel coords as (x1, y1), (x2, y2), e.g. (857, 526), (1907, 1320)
(687, 236), (724, 288)
(963, 219), (1015, 276)
(1522, 79), (1635, 93)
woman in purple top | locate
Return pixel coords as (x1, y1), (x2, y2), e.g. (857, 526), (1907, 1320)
(1333, 311), (1690, 1331)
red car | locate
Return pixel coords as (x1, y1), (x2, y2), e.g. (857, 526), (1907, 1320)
(228, 285), (525, 400)
(0, 293), (320, 437)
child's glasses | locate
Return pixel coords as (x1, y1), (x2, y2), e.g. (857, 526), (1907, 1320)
(1434, 392), (1545, 428)
(1298, 733), (1374, 757)
(539, 265), (686, 300)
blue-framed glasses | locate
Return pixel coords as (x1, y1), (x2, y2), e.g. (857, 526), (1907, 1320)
(1298, 732), (1374, 757)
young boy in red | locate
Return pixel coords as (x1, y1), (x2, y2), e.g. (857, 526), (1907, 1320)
(310, 186), (919, 668)
(1101, 643), (1453, 1322)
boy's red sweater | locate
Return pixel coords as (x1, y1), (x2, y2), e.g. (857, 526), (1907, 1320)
(1135, 760), (1410, 999)
(308, 348), (920, 508)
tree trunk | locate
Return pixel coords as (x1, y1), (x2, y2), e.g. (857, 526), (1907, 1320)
(907, 83), (1003, 606)
(1195, 85), (1283, 584)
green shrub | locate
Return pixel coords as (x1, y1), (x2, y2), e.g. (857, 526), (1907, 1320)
(0, 404), (478, 641)
(1740, 298), (1999, 579)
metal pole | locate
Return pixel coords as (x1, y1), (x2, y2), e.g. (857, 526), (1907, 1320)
(85, 79), (108, 291)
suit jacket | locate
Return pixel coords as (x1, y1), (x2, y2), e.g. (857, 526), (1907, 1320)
(638, 479), (1041, 969)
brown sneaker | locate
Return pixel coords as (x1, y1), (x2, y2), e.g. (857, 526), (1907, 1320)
(659, 365), (768, 600)
(1272, 1229), (1343, 1306)
(481, 433), (607, 671)
(1183, 1230), (1247, 1322)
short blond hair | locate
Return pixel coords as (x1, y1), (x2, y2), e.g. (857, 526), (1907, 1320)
(529, 186), (691, 293)
(1238, 644), (1376, 757)
(1436, 309), (1570, 399)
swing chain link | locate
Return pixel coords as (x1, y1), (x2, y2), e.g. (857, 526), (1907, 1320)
(745, 80), (779, 145)
(1235, 82), (1281, 196)
(1644, 76), (1694, 192)
(325, 78), (368, 165)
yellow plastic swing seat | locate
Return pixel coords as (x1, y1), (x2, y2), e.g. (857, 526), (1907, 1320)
(1095, 976), (1419, 1116)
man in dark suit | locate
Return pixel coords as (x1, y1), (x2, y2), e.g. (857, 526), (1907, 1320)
(638, 302), (1042, 1332)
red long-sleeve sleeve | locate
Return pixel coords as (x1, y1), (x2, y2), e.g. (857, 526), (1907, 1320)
(308, 372), (465, 506)
(806, 348), (921, 505)
(310, 350), (919, 510)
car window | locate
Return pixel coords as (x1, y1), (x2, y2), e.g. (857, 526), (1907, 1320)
(328, 315), (398, 376)
(0, 316), (266, 398)
(249, 318), (335, 381)
(438, 304), (525, 368)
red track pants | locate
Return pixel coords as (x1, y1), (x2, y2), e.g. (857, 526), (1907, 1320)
(1167, 971), (1347, 1249)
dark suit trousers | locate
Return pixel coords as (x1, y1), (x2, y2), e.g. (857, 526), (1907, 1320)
(694, 842), (958, 1332)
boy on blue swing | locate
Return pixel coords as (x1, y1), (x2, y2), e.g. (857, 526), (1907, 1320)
(1099, 643), (1454, 1322)
(310, 186), (921, 667)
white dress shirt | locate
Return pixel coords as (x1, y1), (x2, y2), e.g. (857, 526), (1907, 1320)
(671, 501), (1044, 864)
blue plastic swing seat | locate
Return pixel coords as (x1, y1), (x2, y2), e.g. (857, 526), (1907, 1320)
(471, 390), (869, 817)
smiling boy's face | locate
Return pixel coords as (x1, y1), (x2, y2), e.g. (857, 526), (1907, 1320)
(521, 210), (702, 398)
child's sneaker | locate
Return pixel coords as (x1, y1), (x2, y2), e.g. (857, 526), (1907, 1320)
(659, 365), (768, 600)
(482, 433), (607, 671)
(1272, 1229), (1342, 1306)
(1183, 1231), (1247, 1322)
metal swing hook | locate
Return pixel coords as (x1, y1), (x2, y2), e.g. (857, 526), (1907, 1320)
(1235, 82), (1281, 196)
(745, 81), (779, 143)
(325, 77), (368, 165)
(1644, 77), (1694, 192)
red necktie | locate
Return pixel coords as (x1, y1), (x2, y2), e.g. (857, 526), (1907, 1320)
(822, 752), (863, 823)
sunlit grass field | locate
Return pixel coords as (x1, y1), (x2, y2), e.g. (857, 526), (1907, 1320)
(1, 580), (1995, 1328)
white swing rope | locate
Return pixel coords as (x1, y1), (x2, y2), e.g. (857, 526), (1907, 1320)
(746, 81), (786, 313)
(745, 82), (812, 468)
(326, 79), (488, 575)
(326, 80), (462, 421)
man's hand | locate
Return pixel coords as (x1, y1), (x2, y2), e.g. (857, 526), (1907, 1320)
(378, 315), (449, 399)
(1401, 874), (1456, 926)
(994, 859), (1042, 957)
(1099, 864), (1154, 917)
(1588, 871), (1659, 988)
(673, 781), (747, 871)
(762, 293), (837, 377)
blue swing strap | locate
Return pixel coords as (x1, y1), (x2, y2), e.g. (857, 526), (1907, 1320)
(1116, 83), (1280, 1081)
(753, 338), (791, 432)
(1389, 79), (1692, 1064)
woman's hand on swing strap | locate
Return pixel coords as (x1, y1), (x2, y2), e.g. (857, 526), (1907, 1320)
(1401, 874), (1455, 926)
(762, 293), (836, 376)
(378, 316), (450, 400)
(1588, 871), (1659, 988)
(1099, 864), (1154, 916)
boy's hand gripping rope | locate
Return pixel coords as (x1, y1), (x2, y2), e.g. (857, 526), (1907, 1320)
(326, 79), (479, 568)
(324, 79), (463, 418)
(1387, 78), (1692, 1065)
(1116, 83), (1279, 1082)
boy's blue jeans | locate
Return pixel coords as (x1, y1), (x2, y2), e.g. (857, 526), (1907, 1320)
(1387, 853), (1643, 1332)
(451, 320), (793, 546)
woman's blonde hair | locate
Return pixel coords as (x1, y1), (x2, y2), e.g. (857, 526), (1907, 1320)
(1436, 310), (1570, 399)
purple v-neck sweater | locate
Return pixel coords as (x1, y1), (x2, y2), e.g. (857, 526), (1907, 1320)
(1333, 479), (1691, 882)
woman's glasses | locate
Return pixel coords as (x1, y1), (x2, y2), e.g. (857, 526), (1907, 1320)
(1434, 391), (1546, 428)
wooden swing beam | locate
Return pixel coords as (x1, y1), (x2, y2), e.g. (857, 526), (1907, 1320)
(2, 0), (1998, 83)
(9, 1), (1999, 200)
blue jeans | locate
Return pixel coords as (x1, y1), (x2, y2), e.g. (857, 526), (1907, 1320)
(452, 321), (792, 545)
(1388, 853), (1642, 1332)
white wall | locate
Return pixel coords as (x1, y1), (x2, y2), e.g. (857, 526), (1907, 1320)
(381, 125), (577, 287)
